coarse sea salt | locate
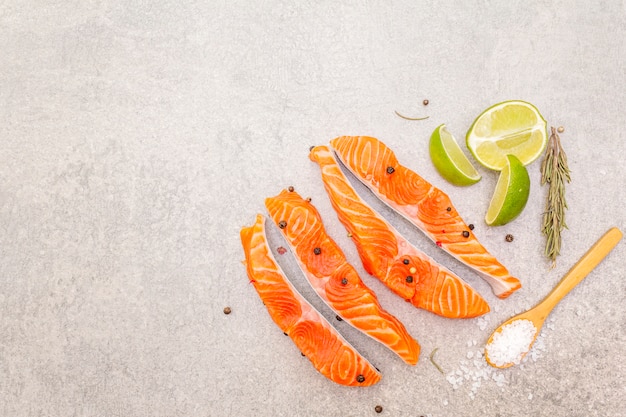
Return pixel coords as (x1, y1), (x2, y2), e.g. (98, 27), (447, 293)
(446, 349), (501, 400)
(476, 317), (489, 331)
(485, 319), (537, 367)
(447, 316), (555, 399)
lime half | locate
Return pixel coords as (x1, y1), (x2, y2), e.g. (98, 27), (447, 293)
(485, 154), (530, 226)
(466, 100), (548, 171)
(429, 124), (481, 186)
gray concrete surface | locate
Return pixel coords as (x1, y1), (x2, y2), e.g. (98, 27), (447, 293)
(1, 1), (625, 416)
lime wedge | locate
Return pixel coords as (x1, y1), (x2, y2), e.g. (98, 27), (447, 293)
(485, 154), (531, 226)
(429, 124), (481, 186)
(466, 100), (548, 171)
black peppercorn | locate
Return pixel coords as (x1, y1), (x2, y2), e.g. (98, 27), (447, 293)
(462, 231), (470, 238)
(341, 277), (348, 285)
(403, 259), (409, 265)
(313, 247), (321, 255)
(336, 315), (343, 321)
(386, 166), (395, 174)
(469, 224), (475, 230)
(288, 186), (294, 192)
(446, 207), (451, 212)
(357, 375), (365, 383)
(506, 234), (514, 242)
(406, 276), (414, 283)
(278, 220), (287, 229)
(375, 405), (383, 413)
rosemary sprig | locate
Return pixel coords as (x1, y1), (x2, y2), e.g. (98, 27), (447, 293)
(540, 127), (571, 268)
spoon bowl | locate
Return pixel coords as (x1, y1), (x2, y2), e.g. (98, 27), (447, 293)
(484, 307), (544, 368)
(485, 227), (622, 368)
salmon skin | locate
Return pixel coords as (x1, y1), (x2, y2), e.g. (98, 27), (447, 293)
(310, 146), (490, 318)
(265, 190), (421, 365)
(330, 136), (521, 299)
(240, 214), (382, 386)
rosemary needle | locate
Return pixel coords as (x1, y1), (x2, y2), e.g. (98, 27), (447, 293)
(394, 110), (429, 121)
(429, 348), (444, 374)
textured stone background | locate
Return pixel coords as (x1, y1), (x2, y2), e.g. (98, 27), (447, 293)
(1, 1), (625, 416)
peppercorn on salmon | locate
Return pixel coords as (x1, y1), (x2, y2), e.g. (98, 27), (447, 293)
(310, 146), (489, 318)
(240, 214), (382, 386)
(330, 136), (521, 299)
(265, 190), (420, 365)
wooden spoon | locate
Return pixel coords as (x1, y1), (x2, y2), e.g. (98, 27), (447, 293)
(485, 227), (622, 368)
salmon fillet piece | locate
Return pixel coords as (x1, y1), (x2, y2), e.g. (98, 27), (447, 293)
(310, 145), (490, 318)
(330, 136), (521, 299)
(241, 214), (382, 386)
(265, 190), (420, 365)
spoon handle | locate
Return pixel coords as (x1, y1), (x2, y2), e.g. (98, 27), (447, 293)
(539, 227), (622, 314)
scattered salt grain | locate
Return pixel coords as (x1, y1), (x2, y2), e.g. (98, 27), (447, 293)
(475, 316), (489, 331)
(485, 319), (537, 367)
(492, 372), (506, 387)
(446, 352), (502, 399)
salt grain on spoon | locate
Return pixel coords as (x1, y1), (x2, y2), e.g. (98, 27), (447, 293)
(485, 227), (622, 369)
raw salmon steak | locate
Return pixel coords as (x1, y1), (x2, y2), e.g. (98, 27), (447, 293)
(265, 190), (420, 365)
(310, 146), (489, 318)
(330, 136), (521, 299)
(240, 214), (382, 386)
